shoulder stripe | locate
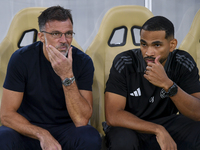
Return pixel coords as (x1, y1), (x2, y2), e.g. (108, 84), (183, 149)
(114, 56), (132, 73)
(176, 54), (195, 72)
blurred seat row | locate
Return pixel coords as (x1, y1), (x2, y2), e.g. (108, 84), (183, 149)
(0, 6), (199, 136)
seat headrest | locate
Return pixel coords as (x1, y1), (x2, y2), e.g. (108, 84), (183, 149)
(179, 9), (200, 74)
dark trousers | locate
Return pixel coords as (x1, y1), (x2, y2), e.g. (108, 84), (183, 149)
(0, 123), (102, 150)
(105, 114), (200, 150)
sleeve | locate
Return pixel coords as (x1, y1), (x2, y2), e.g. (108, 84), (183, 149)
(177, 52), (200, 94)
(75, 56), (94, 91)
(105, 54), (128, 97)
(3, 50), (26, 92)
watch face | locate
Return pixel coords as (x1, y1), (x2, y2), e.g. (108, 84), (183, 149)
(65, 78), (71, 85)
(63, 78), (71, 86)
(168, 84), (178, 97)
(62, 76), (75, 86)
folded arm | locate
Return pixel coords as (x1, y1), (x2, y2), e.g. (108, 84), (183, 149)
(105, 92), (177, 150)
(144, 56), (200, 121)
(46, 45), (93, 127)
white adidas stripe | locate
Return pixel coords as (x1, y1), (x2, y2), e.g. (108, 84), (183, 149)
(130, 88), (141, 97)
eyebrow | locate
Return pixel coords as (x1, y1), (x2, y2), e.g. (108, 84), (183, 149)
(152, 41), (163, 44)
(51, 30), (73, 33)
(140, 39), (163, 45)
(140, 39), (146, 43)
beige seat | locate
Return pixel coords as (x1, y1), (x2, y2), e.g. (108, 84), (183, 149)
(179, 9), (200, 75)
(86, 5), (154, 134)
(0, 7), (83, 115)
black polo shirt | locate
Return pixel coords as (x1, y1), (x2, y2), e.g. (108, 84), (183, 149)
(105, 49), (200, 121)
(4, 41), (94, 125)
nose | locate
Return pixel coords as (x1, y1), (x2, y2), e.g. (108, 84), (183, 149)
(145, 46), (155, 56)
(59, 34), (67, 43)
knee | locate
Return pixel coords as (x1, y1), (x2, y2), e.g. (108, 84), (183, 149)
(107, 135), (139, 150)
(188, 123), (200, 149)
(76, 125), (102, 150)
(106, 127), (139, 150)
(0, 126), (23, 149)
(0, 126), (18, 141)
(177, 122), (200, 150)
(191, 130), (200, 149)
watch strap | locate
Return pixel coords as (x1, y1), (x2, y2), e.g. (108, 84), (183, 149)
(160, 82), (178, 98)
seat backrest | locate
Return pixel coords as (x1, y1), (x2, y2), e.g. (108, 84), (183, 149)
(179, 9), (200, 75)
(86, 5), (153, 134)
(0, 7), (83, 103)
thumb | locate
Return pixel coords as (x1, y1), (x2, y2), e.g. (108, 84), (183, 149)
(155, 55), (161, 65)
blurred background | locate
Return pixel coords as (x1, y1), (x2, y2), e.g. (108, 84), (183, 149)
(0, 0), (199, 51)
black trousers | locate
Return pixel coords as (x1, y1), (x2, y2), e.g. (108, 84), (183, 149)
(104, 114), (200, 150)
(0, 123), (102, 150)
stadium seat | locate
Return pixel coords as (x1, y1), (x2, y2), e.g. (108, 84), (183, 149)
(179, 9), (200, 76)
(86, 5), (154, 134)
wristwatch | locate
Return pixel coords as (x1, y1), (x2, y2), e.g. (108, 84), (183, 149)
(62, 76), (75, 86)
(160, 82), (178, 98)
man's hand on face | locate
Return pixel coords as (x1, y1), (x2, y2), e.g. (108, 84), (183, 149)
(144, 55), (172, 89)
(46, 45), (73, 80)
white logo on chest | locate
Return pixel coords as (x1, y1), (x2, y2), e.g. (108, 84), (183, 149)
(130, 88), (141, 97)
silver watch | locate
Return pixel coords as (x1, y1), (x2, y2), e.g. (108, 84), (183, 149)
(62, 76), (75, 86)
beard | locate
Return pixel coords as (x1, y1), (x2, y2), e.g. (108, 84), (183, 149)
(56, 43), (70, 56)
(44, 35), (70, 57)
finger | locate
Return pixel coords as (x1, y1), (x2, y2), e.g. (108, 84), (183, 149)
(155, 55), (161, 65)
(146, 66), (152, 71)
(46, 45), (55, 56)
(146, 61), (155, 67)
(143, 73), (149, 80)
(49, 45), (62, 58)
(67, 47), (73, 60)
(46, 45), (53, 62)
(173, 142), (177, 150)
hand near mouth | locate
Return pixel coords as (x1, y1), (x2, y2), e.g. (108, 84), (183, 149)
(144, 55), (172, 89)
(46, 45), (74, 80)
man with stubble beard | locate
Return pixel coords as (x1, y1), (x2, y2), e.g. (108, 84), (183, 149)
(0, 6), (101, 150)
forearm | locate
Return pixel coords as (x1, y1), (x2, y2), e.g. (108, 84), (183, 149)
(63, 81), (92, 127)
(106, 109), (177, 150)
(145, 65), (200, 121)
(46, 45), (93, 126)
(157, 79), (200, 120)
(171, 87), (200, 121)
(106, 109), (164, 135)
(105, 91), (177, 149)
(1, 111), (50, 140)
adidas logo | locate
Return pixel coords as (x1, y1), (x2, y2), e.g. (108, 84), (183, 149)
(130, 88), (141, 97)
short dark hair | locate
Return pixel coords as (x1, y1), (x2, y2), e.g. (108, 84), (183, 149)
(141, 16), (174, 39)
(38, 6), (73, 31)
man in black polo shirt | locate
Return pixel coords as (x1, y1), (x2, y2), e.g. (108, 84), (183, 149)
(104, 16), (200, 150)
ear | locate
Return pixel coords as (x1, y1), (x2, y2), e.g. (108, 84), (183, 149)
(38, 32), (45, 43)
(169, 38), (178, 52)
